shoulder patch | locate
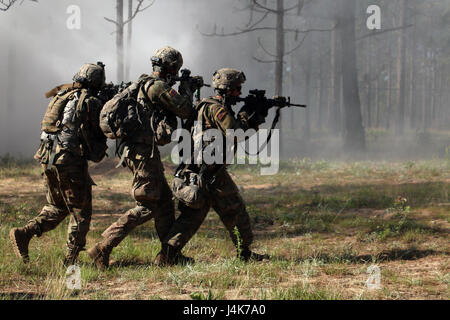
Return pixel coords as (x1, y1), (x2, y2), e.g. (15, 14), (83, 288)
(169, 88), (178, 97)
(215, 107), (227, 121)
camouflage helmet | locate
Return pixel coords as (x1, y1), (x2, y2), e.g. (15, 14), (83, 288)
(73, 63), (105, 89)
(151, 46), (183, 74)
(212, 68), (246, 92)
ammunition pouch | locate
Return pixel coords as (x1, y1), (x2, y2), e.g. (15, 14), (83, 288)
(172, 168), (208, 209)
(149, 108), (177, 146)
(38, 132), (58, 170)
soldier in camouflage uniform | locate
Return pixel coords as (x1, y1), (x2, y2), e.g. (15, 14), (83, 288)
(87, 47), (201, 269)
(9, 63), (108, 266)
(156, 68), (270, 265)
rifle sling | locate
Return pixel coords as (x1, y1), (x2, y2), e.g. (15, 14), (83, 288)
(240, 106), (281, 157)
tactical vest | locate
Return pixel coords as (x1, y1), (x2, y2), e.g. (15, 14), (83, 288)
(190, 97), (225, 167)
(138, 78), (178, 146)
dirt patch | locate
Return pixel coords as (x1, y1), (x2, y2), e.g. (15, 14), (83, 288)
(89, 158), (127, 176)
(242, 183), (277, 190)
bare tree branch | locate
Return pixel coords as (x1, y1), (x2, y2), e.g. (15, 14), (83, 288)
(0, 0), (21, 10)
(104, 16), (120, 26)
(200, 24), (335, 37)
(283, 2), (302, 13)
(123, 0), (155, 25)
(0, 0), (17, 11)
(199, 26), (275, 37)
(256, 32), (308, 59)
(104, 0), (154, 27)
(243, 9), (269, 30)
(246, 1), (254, 27)
(1, 0), (37, 12)
(257, 37), (277, 57)
(252, 0), (278, 14)
(357, 24), (414, 41)
(284, 33), (307, 56)
(251, 0), (302, 14)
(252, 56), (283, 64)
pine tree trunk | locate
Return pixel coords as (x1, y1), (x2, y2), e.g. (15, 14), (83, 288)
(317, 51), (324, 130)
(375, 74), (380, 128)
(335, 34), (342, 134)
(6, 27), (16, 153)
(410, 1), (418, 130)
(289, 54), (295, 130)
(367, 37), (374, 129)
(304, 43), (312, 142)
(339, 0), (366, 152)
(422, 48), (428, 130)
(431, 53), (438, 127)
(275, 0), (284, 96)
(116, 0), (124, 82)
(395, 0), (407, 134)
(328, 25), (337, 133)
(125, 0), (133, 81)
(386, 39), (392, 130)
(409, 44), (417, 129)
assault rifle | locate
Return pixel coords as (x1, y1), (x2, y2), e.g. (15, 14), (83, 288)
(173, 68), (211, 102)
(235, 89), (307, 156)
(236, 89), (307, 110)
(97, 81), (131, 104)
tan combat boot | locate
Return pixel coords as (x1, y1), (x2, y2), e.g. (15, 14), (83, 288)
(87, 243), (111, 269)
(9, 227), (34, 263)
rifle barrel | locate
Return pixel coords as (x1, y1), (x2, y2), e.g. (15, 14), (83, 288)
(173, 77), (211, 88)
(288, 103), (307, 108)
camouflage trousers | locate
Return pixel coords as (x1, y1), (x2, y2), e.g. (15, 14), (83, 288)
(25, 162), (93, 252)
(164, 169), (254, 253)
(100, 148), (175, 249)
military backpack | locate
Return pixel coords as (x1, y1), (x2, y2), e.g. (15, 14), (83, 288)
(99, 75), (177, 146)
(39, 85), (107, 164)
(99, 76), (152, 140)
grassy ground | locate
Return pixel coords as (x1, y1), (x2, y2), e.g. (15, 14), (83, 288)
(0, 157), (448, 300)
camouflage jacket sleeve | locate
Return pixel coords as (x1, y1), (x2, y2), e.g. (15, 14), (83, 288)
(206, 103), (252, 136)
(146, 80), (193, 119)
